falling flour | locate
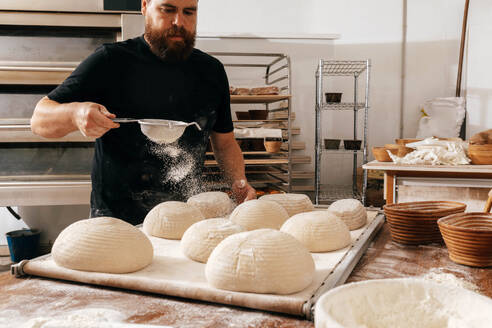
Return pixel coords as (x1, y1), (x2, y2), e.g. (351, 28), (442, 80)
(150, 144), (204, 198)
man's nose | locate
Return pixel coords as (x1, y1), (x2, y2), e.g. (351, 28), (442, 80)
(172, 12), (184, 27)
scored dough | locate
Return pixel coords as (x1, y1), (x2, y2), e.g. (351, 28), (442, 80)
(205, 229), (315, 294)
(327, 199), (367, 230)
(52, 217), (153, 274)
(186, 191), (234, 219)
(181, 218), (244, 263)
(229, 199), (289, 230)
(143, 201), (205, 239)
(280, 211), (351, 252)
(259, 193), (314, 217)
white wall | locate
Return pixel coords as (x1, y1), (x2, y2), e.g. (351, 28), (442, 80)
(196, 0), (470, 177)
(465, 1), (492, 137)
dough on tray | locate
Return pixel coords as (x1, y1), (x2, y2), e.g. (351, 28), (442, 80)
(52, 217), (153, 274)
(259, 193), (314, 217)
(181, 218), (244, 263)
(280, 211), (351, 252)
(229, 199), (289, 230)
(205, 229), (315, 294)
(327, 199), (367, 230)
(186, 191), (234, 219)
(143, 201), (204, 239)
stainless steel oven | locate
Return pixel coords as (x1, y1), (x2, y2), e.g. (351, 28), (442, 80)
(0, 5), (143, 251)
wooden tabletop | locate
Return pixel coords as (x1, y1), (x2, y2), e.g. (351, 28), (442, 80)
(1, 223), (491, 327)
(363, 160), (492, 174)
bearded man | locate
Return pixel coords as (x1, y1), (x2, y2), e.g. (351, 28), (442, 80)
(31, 0), (256, 225)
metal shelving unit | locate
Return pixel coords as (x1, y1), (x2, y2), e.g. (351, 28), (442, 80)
(208, 52), (305, 193)
(315, 60), (371, 205)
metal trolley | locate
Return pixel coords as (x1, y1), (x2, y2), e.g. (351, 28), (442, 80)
(314, 60), (371, 205)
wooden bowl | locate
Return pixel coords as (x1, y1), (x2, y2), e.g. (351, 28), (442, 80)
(395, 138), (422, 146)
(383, 201), (467, 245)
(264, 140), (282, 153)
(248, 110), (268, 120)
(372, 147), (392, 162)
(438, 212), (492, 267)
(384, 144), (414, 157)
(468, 144), (492, 165)
(235, 111), (251, 120)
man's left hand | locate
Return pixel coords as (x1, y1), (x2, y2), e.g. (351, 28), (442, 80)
(231, 179), (256, 204)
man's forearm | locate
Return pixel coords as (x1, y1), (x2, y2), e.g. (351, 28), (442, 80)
(213, 141), (247, 184)
(31, 96), (79, 138)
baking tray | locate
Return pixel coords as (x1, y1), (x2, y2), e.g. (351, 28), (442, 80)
(11, 210), (384, 318)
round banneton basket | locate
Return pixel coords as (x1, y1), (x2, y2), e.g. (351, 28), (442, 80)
(314, 278), (492, 328)
(383, 201), (467, 245)
(438, 212), (492, 267)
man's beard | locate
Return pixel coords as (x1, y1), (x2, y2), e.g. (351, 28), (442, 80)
(144, 23), (196, 62)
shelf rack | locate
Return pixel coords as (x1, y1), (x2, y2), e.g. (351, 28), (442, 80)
(208, 52), (305, 193)
(315, 59), (371, 205)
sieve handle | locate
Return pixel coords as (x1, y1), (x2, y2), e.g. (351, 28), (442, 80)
(187, 122), (202, 131)
(112, 118), (139, 123)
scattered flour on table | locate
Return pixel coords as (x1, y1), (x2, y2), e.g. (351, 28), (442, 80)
(21, 308), (126, 328)
(0, 278), (310, 328)
(420, 268), (478, 292)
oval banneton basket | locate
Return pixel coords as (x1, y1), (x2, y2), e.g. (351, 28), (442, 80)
(438, 212), (492, 267)
(383, 201), (467, 245)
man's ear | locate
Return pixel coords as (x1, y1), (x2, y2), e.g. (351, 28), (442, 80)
(141, 0), (147, 16)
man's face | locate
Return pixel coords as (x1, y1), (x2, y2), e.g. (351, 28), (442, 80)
(142, 0), (198, 62)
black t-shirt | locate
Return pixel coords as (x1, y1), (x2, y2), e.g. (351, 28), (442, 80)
(48, 36), (233, 225)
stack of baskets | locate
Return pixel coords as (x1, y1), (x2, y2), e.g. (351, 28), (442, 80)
(438, 212), (492, 267)
(383, 201), (467, 245)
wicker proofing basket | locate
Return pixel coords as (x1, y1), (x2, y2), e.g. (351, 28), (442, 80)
(383, 201), (467, 245)
(264, 140), (282, 153)
(438, 212), (492, 267)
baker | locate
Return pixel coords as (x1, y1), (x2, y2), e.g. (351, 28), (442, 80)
(30, 0), (256, 225)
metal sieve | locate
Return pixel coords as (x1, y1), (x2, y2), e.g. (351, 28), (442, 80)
(112, 118), (202, 144)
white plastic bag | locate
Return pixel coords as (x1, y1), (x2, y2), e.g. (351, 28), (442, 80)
(416, 97), (465, 138)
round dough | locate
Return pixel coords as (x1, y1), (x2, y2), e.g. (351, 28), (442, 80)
(229, 199), (289, 231)
(259, 193), (314, 217)
(315, 278), (492, 328)
(280, 211), (351, 252)
(143, 201), (204, 239)
(187, 191), (234, 219)
(181, 218), (244, 263)
(52, 217), (153, 273)
(327, 199), (367, 230)
(205, 229), (315, 294)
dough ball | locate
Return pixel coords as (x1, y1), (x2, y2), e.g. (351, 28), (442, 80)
(52, 217), (153, 274)
(259, 193), (314, 217)
(229, 199), (289, 231)
(181, 218), (244, 263)
(280, 211), (351, 252)
(327, 199), (367, 230)
(187, 191), (234, 219)
(205, 229), (315, 294)
(143, 201), (205, 239)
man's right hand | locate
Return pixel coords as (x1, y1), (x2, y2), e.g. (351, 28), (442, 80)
(73, 102), (120, 138)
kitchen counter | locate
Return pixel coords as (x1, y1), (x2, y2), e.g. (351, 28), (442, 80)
(363, 161), (492, 204)
(1, 223), (491, 327)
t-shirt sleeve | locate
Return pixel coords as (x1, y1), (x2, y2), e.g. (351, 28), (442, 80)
(48, 45), (111, 104)
(212, 63), (234, 133)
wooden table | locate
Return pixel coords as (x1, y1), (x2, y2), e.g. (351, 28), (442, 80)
(363, 161), (492, 204)
(1, 223), (491, 327)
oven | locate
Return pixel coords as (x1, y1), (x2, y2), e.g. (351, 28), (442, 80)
(0, 4), (144, 251)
